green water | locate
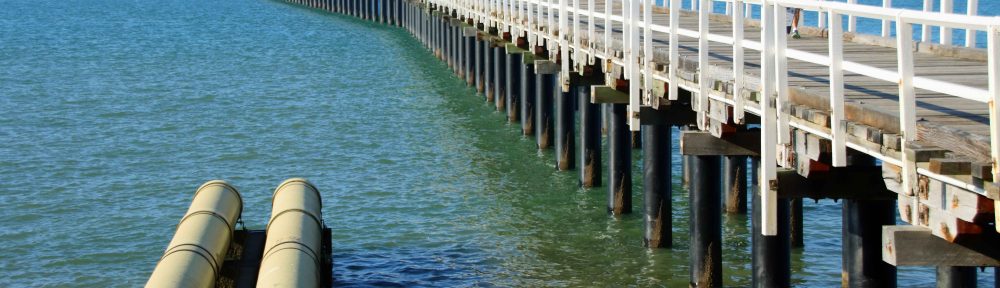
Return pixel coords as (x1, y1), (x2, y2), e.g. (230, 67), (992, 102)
(0, 0), (994, 286)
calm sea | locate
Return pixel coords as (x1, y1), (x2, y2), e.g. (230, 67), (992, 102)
(0, 0), (996, 286)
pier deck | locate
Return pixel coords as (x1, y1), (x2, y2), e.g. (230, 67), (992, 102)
(465, 0), (997, 242)
(283, 0), (1000, 285)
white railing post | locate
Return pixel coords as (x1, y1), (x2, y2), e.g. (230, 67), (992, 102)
(560, 0), (569, 80)
(921, 0), (933, 42)
(644, 0), (654, 107)
(941, 0), (953, 45)
(733, 0), (745, 124)
(503, 0), (508, 33)
(629, 0), (641, 130)
(818, 0), (826, 29)
(882, 0), (892, 38)
(536, 0), (542, 47)
(966, 0), (978, 47)
(623, 0), (630, 70)
(697, 0), (710, 130)
(847, 0), (857, 33)
(726, 1), (732, 16)
(760, 0), (778, 236)
(774, 2), (789, 145)
(690, 0), (696, 12)
(548, 0), (555, 52)
(988, 26), (1000, 187)
(898, 17), (918, 202)
(527, 0), (533, 47)
(604, 0), (611, 58)
(587, 0), (595, 64)
(897, 18), (916, 140)
(669, 0), (680, 100)
(829, 11), (846, 167)
(572, 0), (579, 69)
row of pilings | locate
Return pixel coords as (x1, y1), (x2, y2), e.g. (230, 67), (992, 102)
(281, 0), (989, 286)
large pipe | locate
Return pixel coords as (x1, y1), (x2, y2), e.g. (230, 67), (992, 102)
(147, 180), (243, 288)
(257, 178), (325, 287)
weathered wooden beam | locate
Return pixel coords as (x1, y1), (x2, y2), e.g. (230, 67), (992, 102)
(970, 162), (992, 189)
(505, 43), (527, 54)
(638, 106), (695, 126)
(590, 86), (629, 104)
(776, 167), (895, 200)
(534, 60), (558, 75)
(899, 192), (986, 243)
(461, 26), (477, 37)
(904, 141), (948, 162)
(680, 131), (760, 156)
(886, 163), (996, 225)
(882, 225), (1000, 266)
(567, 65), (604, 87)
(928, 158), (972, 175)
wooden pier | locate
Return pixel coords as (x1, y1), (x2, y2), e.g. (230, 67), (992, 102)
(283, 0), (1000, 286)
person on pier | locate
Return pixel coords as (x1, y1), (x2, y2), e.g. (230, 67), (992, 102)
(786, 7), (801, 39)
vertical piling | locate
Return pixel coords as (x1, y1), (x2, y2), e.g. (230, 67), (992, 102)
(723, 155), (748, 214)
(494, 43), (507, 112)
(631, 131), (642, 149)
(484, 37), (494, 101)
(505, 49), (522, 123)
(451, 22), (458, 74)
(458, 21), (471, 82)
(790, 198), (804, 247)
(690, 155), (722, 287)
(682, 126), (694, 189)
(455, 24), (462, 76)
(535, 66), (556, 149)
(579, 76), (602, 187)
(445, 18), (451, 65)
(842, 155), (896, 288)
(751, 158), (792, 288)
(380, 0), (386, 23)
(643, 124), (672, 248)
(475, 35), (485, 93)
(555, 77), (575, 170)
(458, 23), (465, 69)
(936, 266), (977, 288)
(608, 103), (631, 215)
(467, 31), (476, 87)
(520, 60), (537, 136)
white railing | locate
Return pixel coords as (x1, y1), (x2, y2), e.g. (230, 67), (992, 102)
(425, 0), (1000, 235)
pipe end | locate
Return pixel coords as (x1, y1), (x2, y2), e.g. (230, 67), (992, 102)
(273, 178), (321, 198)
